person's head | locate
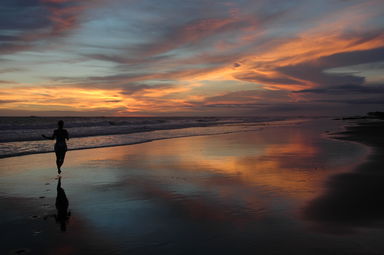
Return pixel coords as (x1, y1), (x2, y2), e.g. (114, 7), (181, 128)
(58, 120), (64, 129)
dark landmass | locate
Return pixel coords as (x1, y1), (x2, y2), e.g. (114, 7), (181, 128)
(334, 111), (384, 120)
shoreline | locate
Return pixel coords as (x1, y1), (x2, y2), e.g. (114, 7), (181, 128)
(0, 128), (263, 159)
(0, 116), (295, 144)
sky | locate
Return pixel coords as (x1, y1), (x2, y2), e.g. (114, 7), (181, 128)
(0, 0), (383, 116)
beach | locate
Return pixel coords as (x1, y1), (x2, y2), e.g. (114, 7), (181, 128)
(304, 120), (384, 233)
(1, 119), (384, 255)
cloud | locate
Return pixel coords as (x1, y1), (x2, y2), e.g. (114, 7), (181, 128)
(294, 84), (384, 95)
(234, 71), (304, 86)
(278, 47), (384, 87)
(188, 89), (295, 114)
(0, 83), (196, 115)
(51, 64), (222, 89)
(0, 80), (17, 84)
(203, 89), (289, 103)
(318, 45), (384, 66)
(0, 99), (20, 104)
(0, 0), (89, 54)
(318, 97), (384, 105)
(120, 84), (178, 96)
(0, 68), (25, 74)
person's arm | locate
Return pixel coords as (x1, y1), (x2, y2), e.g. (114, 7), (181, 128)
(65, 130), (69, 141)
(42, 130), (56, 140)
(42, 134), (53, 139)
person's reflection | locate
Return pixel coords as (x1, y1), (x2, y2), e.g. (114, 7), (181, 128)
(45, 176), (71, 232)
(55, 176), (70, 231)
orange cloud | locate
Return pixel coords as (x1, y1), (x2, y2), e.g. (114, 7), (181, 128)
(229, 4), (384, 90)
(0, 84), (199, 115)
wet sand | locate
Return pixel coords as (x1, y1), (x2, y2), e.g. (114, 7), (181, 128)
(1, 119), (384, 255)
(304, 120), (384, 233)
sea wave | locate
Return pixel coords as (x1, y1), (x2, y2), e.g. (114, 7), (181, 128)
(0, 117), (306, 158)
(0, 116), (264, 142)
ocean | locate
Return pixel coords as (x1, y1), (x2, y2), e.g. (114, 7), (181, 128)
(0, 116), (306, 158)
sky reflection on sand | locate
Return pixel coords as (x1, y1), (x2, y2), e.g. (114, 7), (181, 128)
(1, 120), (381, 255)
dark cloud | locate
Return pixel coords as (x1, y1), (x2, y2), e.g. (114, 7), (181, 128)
(0, 99), (20, 104)
(204, 103), (267, 108)
(0, 68), (25, 74)
(196, 89), (292, 113)
(0, 80), (17, 84)
(318, 46), (384, 67)
(51, 65), (220, 89)
(196, 86), (383, 115)
(121, 0), (297, 60)
(84, 53), (174, 68)
(203, 89), (289, 103)
(279, 64), (365, 87)
(318, 97), (384, 105)
(278, 47), (384, 87)
(0, 0), (49, 30)
(235, 71), (303, 85)
(120, 84), (174, 95)
(0, 108), (125, 117)
(104, 100), (122, 103)
(294, 84), (384, 95)
(0, 0), (87, 54)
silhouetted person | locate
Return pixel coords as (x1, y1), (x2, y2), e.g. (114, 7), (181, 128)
(44, 176), (71, 232)
(42, 120), (69, 174)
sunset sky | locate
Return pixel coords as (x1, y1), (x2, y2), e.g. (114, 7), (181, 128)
(0, 0), (383, 116)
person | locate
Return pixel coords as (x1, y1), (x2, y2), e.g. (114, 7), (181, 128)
(42, 120), (69, 174)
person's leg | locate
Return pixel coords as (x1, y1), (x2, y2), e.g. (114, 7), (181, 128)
(59, 151), (66, 169)
(55, 150), (61, 174)
(55, 150), (66, 174)
(58, 150), (67, 173)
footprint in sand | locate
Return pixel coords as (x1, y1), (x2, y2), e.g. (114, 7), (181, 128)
(32, 231), (41, 236)
(9, 248), (31, 254)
